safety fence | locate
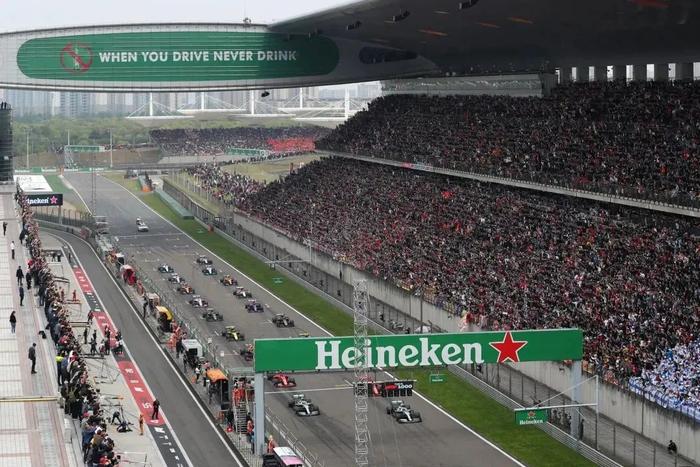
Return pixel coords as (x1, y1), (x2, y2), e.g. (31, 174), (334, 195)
(32, 207), (94, 228)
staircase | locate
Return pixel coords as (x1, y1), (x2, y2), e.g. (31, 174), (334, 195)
(234, 404), (248, 434)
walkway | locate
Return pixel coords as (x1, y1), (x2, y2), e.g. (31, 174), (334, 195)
(0, 185), (74, 467)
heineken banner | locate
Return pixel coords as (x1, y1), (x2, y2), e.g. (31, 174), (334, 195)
(254, 329), (582, 372)
(26, 193), (63, 207)
(515, 408), (548, 426)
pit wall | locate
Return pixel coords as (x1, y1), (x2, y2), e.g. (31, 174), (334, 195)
(162, 179), (700, 463)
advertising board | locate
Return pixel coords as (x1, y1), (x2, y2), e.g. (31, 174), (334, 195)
(254, 329), (583, 372)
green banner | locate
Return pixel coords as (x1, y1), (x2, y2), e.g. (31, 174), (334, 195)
(254, 329), (582, 372)
(65, 145), (105, 153)
(515, 408), (548, 426)
(17, 32), (339, 82)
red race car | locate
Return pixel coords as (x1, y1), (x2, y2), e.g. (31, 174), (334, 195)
(268, 373), (297, 388)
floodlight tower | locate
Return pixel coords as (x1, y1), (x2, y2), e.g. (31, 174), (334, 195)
(353, 280), (370, 466)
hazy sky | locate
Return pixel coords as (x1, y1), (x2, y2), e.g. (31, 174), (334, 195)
(1, 0), (347, 32)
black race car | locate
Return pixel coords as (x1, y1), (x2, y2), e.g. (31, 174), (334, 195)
(386, 400), (422, 423)
(196, 255), (213, 265)
(158, 264), (175, 273)
(268, 373), (297, 388)
(288, 394), (320, 416)
(202, 308), (223, 321)
(202, 266), (217, 276)
(272, 314), (295, 328)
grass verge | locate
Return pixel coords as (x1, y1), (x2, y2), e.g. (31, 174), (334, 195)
(108, 175), (595, 467)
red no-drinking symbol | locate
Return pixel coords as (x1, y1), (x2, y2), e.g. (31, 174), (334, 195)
(60, 43), (93, 73)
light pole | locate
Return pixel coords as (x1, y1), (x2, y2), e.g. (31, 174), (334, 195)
(109, 129), (113, 169)
(25, 129), (31, 169)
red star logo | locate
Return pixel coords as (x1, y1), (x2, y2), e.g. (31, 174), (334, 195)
(50, 196), (58, 204)
(489, 331), (528, 363)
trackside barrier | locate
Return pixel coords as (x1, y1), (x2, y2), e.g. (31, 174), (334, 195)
(265, 411), (324, 467)
(155, 190), (194, 219)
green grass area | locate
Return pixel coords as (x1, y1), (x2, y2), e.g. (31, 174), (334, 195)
(109, 176), (595, 467)
(44, 174), (70, 194)
(223, 153), (321, 183)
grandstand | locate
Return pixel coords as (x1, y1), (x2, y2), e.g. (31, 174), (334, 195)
(5, 1), (700, 464)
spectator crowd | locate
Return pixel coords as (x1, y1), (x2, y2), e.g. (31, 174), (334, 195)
(16, 188), (123, 466)
(185, 164), (264, 207)
(151, 126), (329, 157)
(318, 80), (700, 207)
(630, 339), (700, 417)
(232, 158), (700, 406)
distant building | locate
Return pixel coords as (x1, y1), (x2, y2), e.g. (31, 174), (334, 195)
(0, 103), (13, 182)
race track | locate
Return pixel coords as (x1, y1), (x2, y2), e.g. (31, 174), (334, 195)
(47, 229), (246, 467)
(67, 172), (522, 467)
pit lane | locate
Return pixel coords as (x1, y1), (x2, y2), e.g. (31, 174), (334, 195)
(68, 172), (522, 467)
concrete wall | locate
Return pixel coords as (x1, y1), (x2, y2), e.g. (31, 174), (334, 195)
(164, 179), (700, 462)
(515, 361), (700, 461)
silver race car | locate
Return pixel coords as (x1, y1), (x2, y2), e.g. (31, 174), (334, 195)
(288, 394), (320, 417)
(386, 400), (422, 423)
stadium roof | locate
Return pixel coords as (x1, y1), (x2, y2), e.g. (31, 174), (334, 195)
(271, 0), (700, 74)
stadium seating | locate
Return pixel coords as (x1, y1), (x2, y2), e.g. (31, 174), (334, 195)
(230, 157), (699, 409)
(151, 127), (329, 156)
(318, 80), (700, 208)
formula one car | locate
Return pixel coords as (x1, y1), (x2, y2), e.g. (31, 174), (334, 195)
(233, 286), (252, 298)
(240, 344), (254, 361)
(137, 221), (149, 232)
(219, 274), (237, 286)
(268, 373), (297, 388)
(386, 400), (422, 424)
(196, 255), (213, 265)
(201, 266), (217, 276)
(177, 283), (195, 294)
(158, 264), (175, 273)
(189, 295), (208, 308)
(168, 273), (185, 284)
(202, 308), (223, 322)
(272, 314), (295, 328)
(245, 299), (265, 313)
(288, 394), (320, 417)
(222, 325), (245, 341)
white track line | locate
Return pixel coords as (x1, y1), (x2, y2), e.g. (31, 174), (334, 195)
(100, 175), (526, 467)
(265, 386), (352, 395)
(55, 232), (245, 467)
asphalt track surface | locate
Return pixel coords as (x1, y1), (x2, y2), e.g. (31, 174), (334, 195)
(67, 173), (522, 467)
